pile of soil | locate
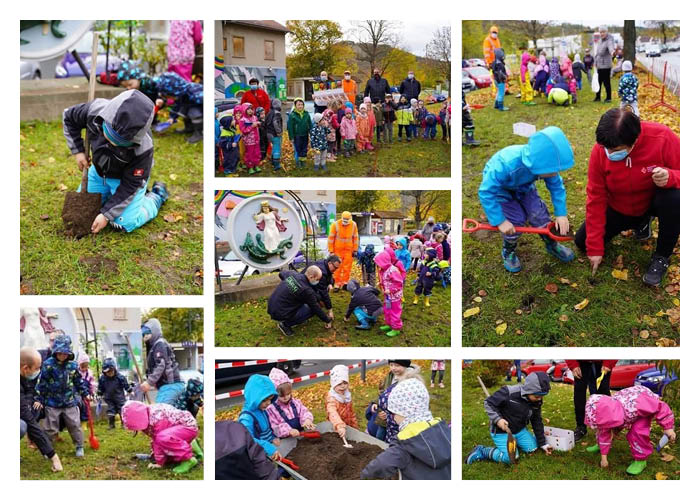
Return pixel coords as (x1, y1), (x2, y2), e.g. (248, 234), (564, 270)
(285, 433), (386, 480)
(62, 191), (102, 238)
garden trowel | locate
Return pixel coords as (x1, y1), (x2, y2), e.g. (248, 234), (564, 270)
(478, 375), (518, 463)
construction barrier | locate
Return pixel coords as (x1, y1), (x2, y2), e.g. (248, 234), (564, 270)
(215, 359), (289, 370)
(215, 359), (384, 401)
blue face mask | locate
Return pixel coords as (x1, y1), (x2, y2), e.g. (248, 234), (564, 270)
(309, 279), (320, 286)
(250, 84), (258, 91)
(605, 145), (633, 162)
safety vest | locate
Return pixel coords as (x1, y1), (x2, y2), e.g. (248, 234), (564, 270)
(328, 220), (358, 253)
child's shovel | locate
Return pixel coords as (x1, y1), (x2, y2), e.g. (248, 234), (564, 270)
(299, 431), (321, 439)
(277, 457), (300, 471)
(61, 31), (102, 238)
(477, 376), (518, 463)
(463, 218), (574, 242)
(656, 434), (670, 452)
(341, 435), (354, 449)
(85, 398), (100, 450)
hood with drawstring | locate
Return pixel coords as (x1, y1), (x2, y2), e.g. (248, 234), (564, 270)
(478, 126), (573, 226)
(143, 318), (181, 389)
(238, 374), (278, 456)
(271, 98), (282, 111)
(52, 335), (75, 361)
(143, 318), (163, 348)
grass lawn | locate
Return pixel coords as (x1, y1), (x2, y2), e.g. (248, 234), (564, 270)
(216, 102), (450, 178)
(215, 264), (451, 347)
(462, 369), (680, 480)
(216, 360), (451, 428)
(20, 414), (204, 480)
(462, 73), (680, 346)
(20, 120), (203, 295)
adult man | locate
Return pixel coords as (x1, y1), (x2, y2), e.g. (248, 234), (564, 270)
(141, 318), (184, 404)
(304, 255), (342, 319)
(483, 25), (502, 97)
(565, 359), (618, 441)
(342, 70), (358, 105)
(328, 211), (359, 290)
(399, 70), (421, 102)
(313, 70), (332, 113)
(364, 69), (391, 104)
(268, 266), (333, 336)
(241, 78), (271, 113)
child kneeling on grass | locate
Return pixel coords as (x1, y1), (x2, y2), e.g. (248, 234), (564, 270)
(238, 374), (281, 462)
(122, 400), (203, 474)
(361, 378), (451, 479)
(466, 372), (553, 465)
(584, 385), (676, 475)
(344, 279), (383, 330)
(478, 126), (576, 272)
(266, 368), (315, 438)
(326, 365), (359, 440)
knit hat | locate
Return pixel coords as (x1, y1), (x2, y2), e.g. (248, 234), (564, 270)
(387, 378), (433, 430)
(622, 60), (633, 72)
(584, 394), (624, 430)
(121, 400), (150, 431)
(345, 107), (353, 116)
(388, 360), (411, 368)
(268, 367), (292, 389)
(363, 96), (371, 104)
(359, 103), (367, 113)
(78, 352), (90, 365)
(426, 248), (437, 259)
(346, 279), (360, 294)
(313, 113), (323, 123)
(330, 364), (349, 389)
(410, 98), (418, 105)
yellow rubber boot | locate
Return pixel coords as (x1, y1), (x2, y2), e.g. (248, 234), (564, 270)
(413, 295), (419, 305)
(424, 297), (430, 307)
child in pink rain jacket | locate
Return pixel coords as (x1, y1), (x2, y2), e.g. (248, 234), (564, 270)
(239, 103), (262, 174)
(122, 400), (203, 474)
(265, 367), (316, 438)
(374, 250), (404, 337)
(340, 107), (358, 158)
(584, 385), (676, 475)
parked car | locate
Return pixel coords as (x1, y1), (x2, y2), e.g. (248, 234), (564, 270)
(465, 58), (487, 68)
(520, 360), (568, 381)
(55, 31), (121, 78)
(180, 369), (204, 386)
(359, 235), (384, 254)
(462, 70), (477, 93)
(217, 251), (263, 279)
(667, 41), (680, 52)
(634, 366), (678, 396)
(215, 360), (301, 386)
(646, 44), (662, 57)
(20, 60), (41, 80)
(561, 360), (656, 388)
(464, 65), (492, 89)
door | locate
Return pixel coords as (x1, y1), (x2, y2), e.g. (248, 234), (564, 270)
(264, 75), (277, 99)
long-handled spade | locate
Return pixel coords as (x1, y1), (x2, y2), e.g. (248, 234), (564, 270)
(477, 375), (517, 464)
(84, 398), (100, 450)
(61, 32), (102, 238)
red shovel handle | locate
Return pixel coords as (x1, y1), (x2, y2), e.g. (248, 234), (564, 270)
(300, 431), (321, 439)
(462, 218), (573, 242)
(84, 398), (100, 450)
(280, 457), (300, 471)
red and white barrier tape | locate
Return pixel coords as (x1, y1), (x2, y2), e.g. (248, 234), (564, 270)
(215, 359), (289, 370)
(215, 360), (384, 401)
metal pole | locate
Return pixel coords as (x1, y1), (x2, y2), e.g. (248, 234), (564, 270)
(105, 21), (111, 73)
(361, 360), (367, 382)
(128, 23), (133, 60)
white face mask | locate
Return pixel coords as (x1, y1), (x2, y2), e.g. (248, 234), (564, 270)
(342, 219), (350, 225)
(408, 73), (414, 79)
(321, 75), (328, 81)
(491, 32), (498, 39)
(344, 75), (351, 80)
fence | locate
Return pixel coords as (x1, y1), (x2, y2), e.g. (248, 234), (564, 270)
(637, 54), (680, 97)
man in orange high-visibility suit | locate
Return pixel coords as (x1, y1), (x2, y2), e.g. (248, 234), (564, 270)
(483, 25), (502, 99)
(328, 211), (359, 290)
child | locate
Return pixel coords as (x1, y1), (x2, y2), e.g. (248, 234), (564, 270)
(339, 106), (357, 158)
(584, 385), (676, 475)
(492, 48), (509, 111)
(374, 250), (404, 337)
(35, 334), (90, 457)
(121, 400), (203, 474)
(361, 378), (451, 479)
(265, 99), (283, 170)
(310, 113), (330, 171)
(98, 357), (132, 429)
(572, 54), (585, 90)
(394, 237), (412, 273)
(462, 96), (480, 146)
(218, 113), (241, 174)
(549, 56), (561, 80)
(240, 103), (262, 174)
(430, 360), (446, 389)
(478, 126), (576, 272)
(365, 381), (387, 441)
(344, 278), (383, 330)
(466, 372), (553, 465)
(618, 60), (639, 116)
(372, 99), (385, 144)
(413, 248), (440, 307)
(408, 235), (424, 271)
(378, 360), (420, 444)
(395, 95), (412, 142)
(533, 52), (549, 96)
(363, 96), (377, 145)
(547, 78), (573, 106)
(423, 112), (438, 140)
(438, 102), (450, 141)
(520, 50), (535, 105)
(415, 100), (427, 138)
(382, 93), (397, 143)
(238, 374), (281, 461)
(255, 107), (268, 163)
(567, 74), (578, 104)
(322, 108), (339, 161)
(174, 378), (204, 419)
(410, 99), (421, 138)
(287, 98), (312, 168)
(326, 364), (358, 439)
(77, 352), (96, 428)
(356, 103), (374, 152)
(265, 367), (315, 438)
(357, 243), (377, 286)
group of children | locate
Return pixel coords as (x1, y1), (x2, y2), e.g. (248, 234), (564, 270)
(347, 231), (451, 335)
(226, 363), (450, 479)
(216, 94), (450, 175)
(466, 372), (676, 476)
(21, 333), (204, 474)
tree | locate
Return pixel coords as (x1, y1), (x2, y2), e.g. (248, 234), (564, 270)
(328, 42), (359, 77)
(286, 20), (344, 77)
(425, 26), (451, 87)
(351, 20), (403, 74)
(623, 21), (636, 67)
(337, 191), (385, 213)
(644, 20), (679, 44)
(501, 20), (552, 48)
(399, 191), (443, 228)
(141, 308), (203, 342)
(382, 49), (416, 87)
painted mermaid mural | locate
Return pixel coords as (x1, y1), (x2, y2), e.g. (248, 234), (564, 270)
(240, 201), (293, 264)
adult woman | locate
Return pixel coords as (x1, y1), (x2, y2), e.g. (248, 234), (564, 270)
(593, 26), (615, 102)
(574, 109), (680, 286)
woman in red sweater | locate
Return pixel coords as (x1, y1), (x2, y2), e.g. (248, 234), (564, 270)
(574, 109), (679, 286)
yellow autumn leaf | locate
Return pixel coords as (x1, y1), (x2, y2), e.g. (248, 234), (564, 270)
(655, 472), (668, 480)
(574, 298), (590, 311)
(660, 453), (675, 462)
(611, 269), (628, 280)
(169, 173), (178, 180)
(463, 307), (480, 318)
(473, 296), (483, 303)
(495, 323), (507, 335)
(672, 298), (680, 306)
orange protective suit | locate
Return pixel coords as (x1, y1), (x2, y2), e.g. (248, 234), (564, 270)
(483, 26), (502, 98)
(328, 214), (359, 287)
(342, 78), (358, 106)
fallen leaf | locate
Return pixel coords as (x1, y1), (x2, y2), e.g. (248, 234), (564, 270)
(660, 453), (675, 462)
(478, 289), (488, 297)
(655, 472), (668, 480)
(574, 298), (590, 311)
(463, 307), (480, 318)
(545, 283), (558, 294)
(169, 173), (178, 180)
(495, 319), (503, 325)
(655, 310), (666, 317)
(559, 314), (569, 322)
(58, 183), (68, 191)
(473, 296), (482, 303)
(515, 309), (523, 315)
(640, 329), (650, 339)
(570, 283), (578, 288)
(611, 269), (628, 280)
(47, 157), (55, 163)
(614, 254), (624, 269)
(642, 315), (658, 326)
(39, 214), (50, 220)
(559, 277), (571, 284)
(495, 323), (507, 335)
(163, 213), (183, 223)
(655, 337), (677, 347)
(672, 298), (680, 306)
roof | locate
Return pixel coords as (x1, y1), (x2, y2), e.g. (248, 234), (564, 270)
(224, 20), (289, 34)
(372, 210), (406, 219)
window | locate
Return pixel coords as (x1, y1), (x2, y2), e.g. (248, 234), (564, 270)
(232, 36), (245, 58)
(222, 37), (227, 51)
(316, 191), (327, 196)
(264, 40), (275, 60)
(113, 308), (127, 321)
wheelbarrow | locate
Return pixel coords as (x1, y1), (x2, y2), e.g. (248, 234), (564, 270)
(463, 218), (573, 242)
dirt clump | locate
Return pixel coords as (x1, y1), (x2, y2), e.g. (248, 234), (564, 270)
(78, 256), (118, 276)
(284, 433), (386, 480)
(62, 191), (102, 238)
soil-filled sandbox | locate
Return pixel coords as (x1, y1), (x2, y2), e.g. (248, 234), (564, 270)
(284, 433), (387, 480)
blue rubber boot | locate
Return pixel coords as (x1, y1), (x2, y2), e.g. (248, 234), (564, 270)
(542, 236), (575, 263)
(353, 308), (371, 330)
(151, 181), (169, 208)
(502, 241), (522, 272)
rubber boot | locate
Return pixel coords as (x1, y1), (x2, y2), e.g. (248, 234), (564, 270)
(542, 236), (575, 263)
(173, 457), (198, 475)
(109, 415), (116, 429)
(463, 126), (480, 146)
(379, 325), (392, 332)
(413, 295), (419, 305)
(353, 309), (371, 330)
(494, 99), (499, 109)
(151, 181), (169, 206)
(175, 117), (194, 134)
(272, 159), (281, 171)
(502, 240), (522, 272)
(187, 122), (203, 144)
(385, 329), (401, 337)
(191, 439), (204, 461)
(424, 296), (431, 307)
(586, 443), (600, 453)
(626, 460), (647, 475)
(75, 446), (84, 458)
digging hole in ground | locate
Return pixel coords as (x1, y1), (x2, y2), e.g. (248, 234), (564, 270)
(78, 256), (118, 276)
